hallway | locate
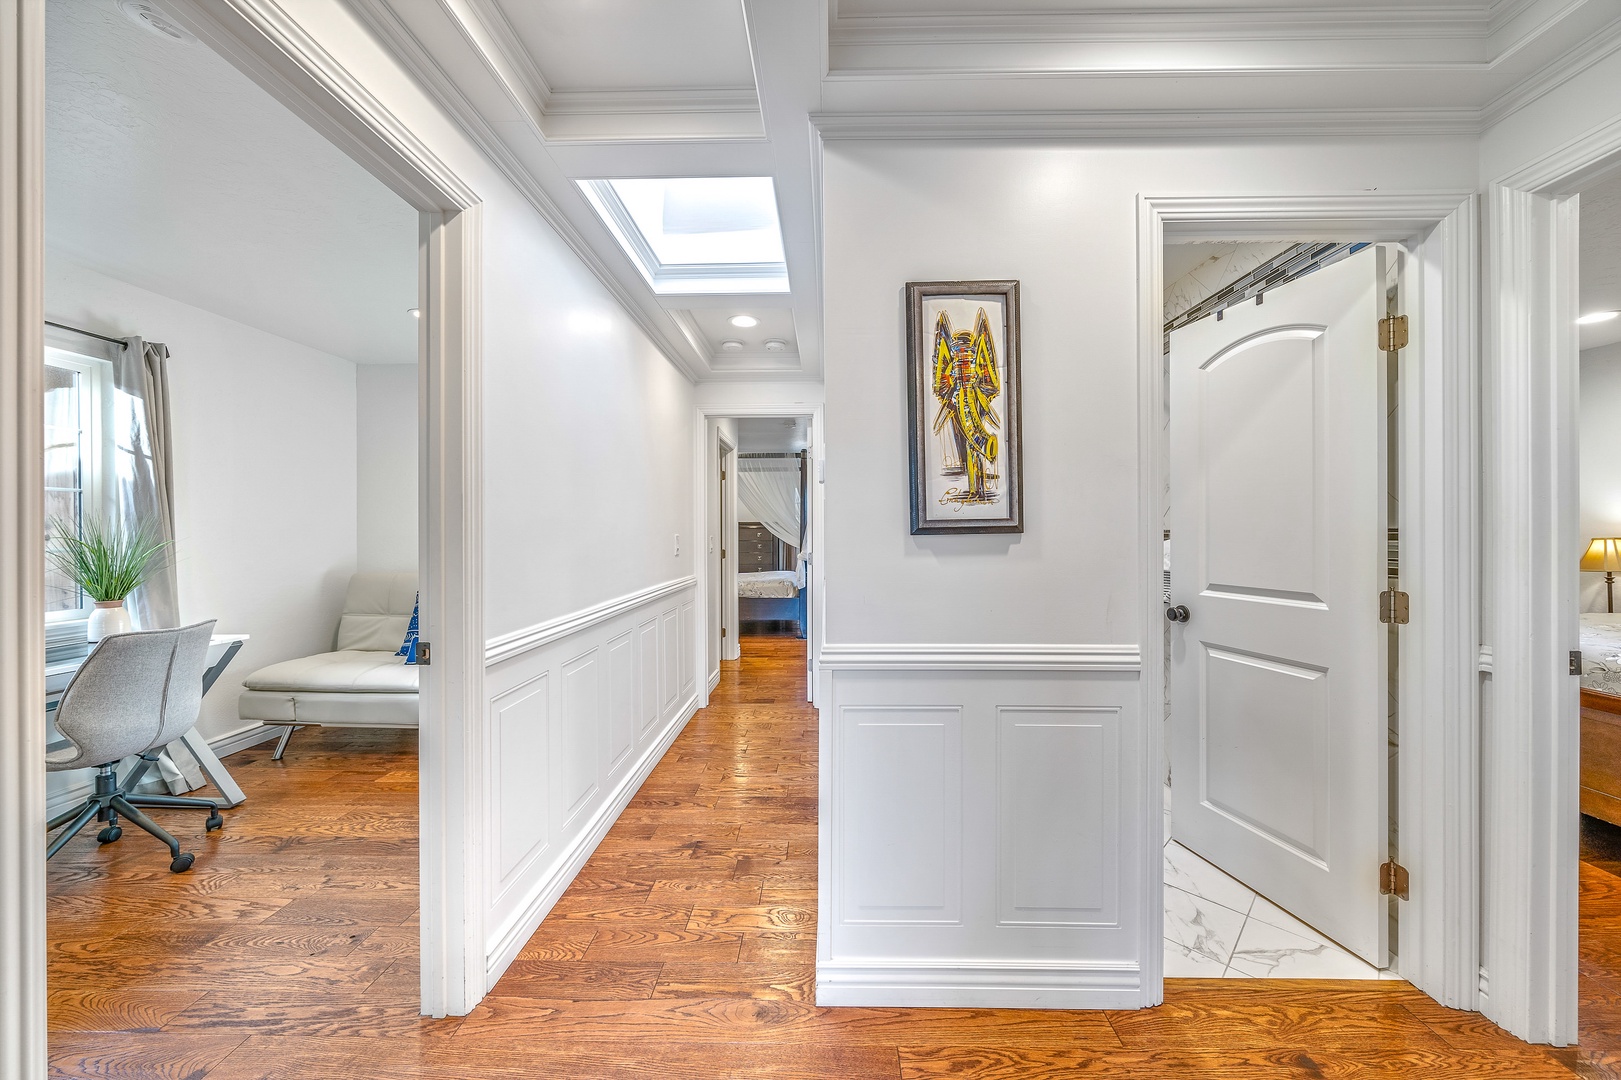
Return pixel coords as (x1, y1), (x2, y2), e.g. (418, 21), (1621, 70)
(42, 637), (1620, 1077)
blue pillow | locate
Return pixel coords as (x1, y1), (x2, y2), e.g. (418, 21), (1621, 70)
(397, 595), (420, 665)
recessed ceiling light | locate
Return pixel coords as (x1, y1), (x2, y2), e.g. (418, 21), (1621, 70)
(729, 315), (759, 328)
(720, 340), (745, 351)
(118, 0), (196, 43)
(408, 308), (421, 318)
(764, 339), (787, 352)
(1580, 311), (1620, 325)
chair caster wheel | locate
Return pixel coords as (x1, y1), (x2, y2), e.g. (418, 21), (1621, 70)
(96, 826), (122, 844)
(170, 853), (195, 873)
(205, 812), (223, 832)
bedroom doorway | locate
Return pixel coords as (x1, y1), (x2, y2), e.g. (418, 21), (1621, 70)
(694, 405), (822, 707)
(1162, 240), (1402, 979)
(1573, 169), (1621, 1041)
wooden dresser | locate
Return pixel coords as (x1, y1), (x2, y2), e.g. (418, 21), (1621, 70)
(738, 522), (782, 573)
(1583, 690), (1621, 827)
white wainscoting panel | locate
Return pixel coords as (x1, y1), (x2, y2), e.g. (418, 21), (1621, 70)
(558, 650), (601, 829)
(997, 706), (1118, 928)
(841, 706), (962, 925)
(605, 632), (635, 775)
(482, 577), (699, 984)
(817, 647), (1142, 1009)
(490, 674), (550, 895)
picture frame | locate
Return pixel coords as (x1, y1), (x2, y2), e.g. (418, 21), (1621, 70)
(905, 279), (1023, 534)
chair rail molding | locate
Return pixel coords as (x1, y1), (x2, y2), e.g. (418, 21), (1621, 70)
(1137, 192), (1480, 1016)
(164, 0), (490, 1018)
(485, 576), (696, 666)
(817, 643), (1141, 671)
(0, 0), (47, 1074)
(1476, 115), (1621, 1043)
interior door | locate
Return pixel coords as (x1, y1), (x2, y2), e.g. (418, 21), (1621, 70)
(1168, 247), (1388, 965)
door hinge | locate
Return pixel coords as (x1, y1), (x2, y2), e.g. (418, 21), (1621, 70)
(1378, 314), (1409, 352)
(722, 548), (726, 559)
(1379, 589), (1409, 624)
(1572, 650), (1584, 676)
(417, 642), (431, 666)
(721, 627), (726, 639)
(1379, 860), (1409, 900)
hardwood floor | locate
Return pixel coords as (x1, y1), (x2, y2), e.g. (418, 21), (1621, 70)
(43, 636), (1621, 1077)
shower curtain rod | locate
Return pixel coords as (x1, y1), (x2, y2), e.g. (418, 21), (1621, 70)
(45, 320), (128, 348)
(738, 452), (805, 459)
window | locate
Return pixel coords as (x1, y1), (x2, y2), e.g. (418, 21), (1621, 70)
(576, 176), (790, 295)
(43, 344), (113, 639)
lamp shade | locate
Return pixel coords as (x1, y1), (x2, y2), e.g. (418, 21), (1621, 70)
(1582, 538), (1621, 572)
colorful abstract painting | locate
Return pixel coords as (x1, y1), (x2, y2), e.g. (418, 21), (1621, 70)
(906, 280), (1023, 534)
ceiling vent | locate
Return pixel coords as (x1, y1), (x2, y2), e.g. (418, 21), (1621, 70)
(118, 1), (197, 44)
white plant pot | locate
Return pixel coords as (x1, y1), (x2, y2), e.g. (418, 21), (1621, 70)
(87, 601), (133, 643)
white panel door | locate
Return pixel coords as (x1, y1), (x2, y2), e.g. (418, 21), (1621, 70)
(1169, 247), (1387, 965)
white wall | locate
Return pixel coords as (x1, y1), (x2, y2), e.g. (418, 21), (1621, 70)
(1581, 342), (1621, 612)
(357, 363), (418, 574)
(817, 136), (1477, 1008)
(46, 252), (358, 744)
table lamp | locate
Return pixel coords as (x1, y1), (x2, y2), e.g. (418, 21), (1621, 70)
(1582, 537), (1621, 612)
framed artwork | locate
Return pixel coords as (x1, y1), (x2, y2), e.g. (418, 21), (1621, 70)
(905, 279), (1023, 534)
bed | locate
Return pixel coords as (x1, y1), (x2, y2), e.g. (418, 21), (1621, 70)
(1580, 613), (1621, 825)
(738, 569), (805, 636)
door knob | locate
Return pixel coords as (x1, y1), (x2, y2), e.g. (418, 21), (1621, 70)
(1166, 605), (1190, 623)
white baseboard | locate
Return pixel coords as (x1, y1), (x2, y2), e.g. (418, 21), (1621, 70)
(708, 667), (720, 693)
(815, 958), (1142, 1009)
(483, 688), (703, 984)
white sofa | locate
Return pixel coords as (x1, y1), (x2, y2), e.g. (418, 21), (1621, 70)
(238, 572), (419, 758)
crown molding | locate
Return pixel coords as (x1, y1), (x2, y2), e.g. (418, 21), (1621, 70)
(548, 88), (761, 117)
(344, 0), (705, 382)
(810, 106), (1484, 140)
(1480, 12), (1621, 128)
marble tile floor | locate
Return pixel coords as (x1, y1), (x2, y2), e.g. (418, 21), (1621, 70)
(1163, 799), (1398, 979)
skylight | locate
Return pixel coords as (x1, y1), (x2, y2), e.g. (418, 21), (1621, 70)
(578, 176), (789, 295)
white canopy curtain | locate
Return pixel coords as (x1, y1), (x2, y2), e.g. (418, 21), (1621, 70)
(737, 455), (805, 559)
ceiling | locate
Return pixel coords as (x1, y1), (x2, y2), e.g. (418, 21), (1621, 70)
(46, 0), (417, 365)
(138, 0), (1621, 381)
(315, 0), (1621, 383)
(1583, 173), (1621, 352)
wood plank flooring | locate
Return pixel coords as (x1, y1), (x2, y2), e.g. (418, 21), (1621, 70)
(44, 634), (1621, 1077)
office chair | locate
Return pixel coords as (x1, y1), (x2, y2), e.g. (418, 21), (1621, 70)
(46, 620), (224, 873)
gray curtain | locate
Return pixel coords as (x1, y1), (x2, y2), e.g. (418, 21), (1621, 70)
(114, 337), (177, 630)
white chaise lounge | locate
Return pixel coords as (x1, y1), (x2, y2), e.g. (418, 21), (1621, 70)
(238, 572), (419, 759)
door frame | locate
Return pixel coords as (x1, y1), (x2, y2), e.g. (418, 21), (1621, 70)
(692, 403), (825, 708)
(1137, 193), (1480, 1012)
(1485, 117), (1621, 1045)
(1, 6), (488, 1069)
(718, 429), (737, 668)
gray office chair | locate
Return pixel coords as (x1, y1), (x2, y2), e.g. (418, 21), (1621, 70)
(46, 620), (224, 873)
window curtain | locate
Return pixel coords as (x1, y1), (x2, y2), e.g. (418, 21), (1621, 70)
(114, 338), (200, 791)
(113, 337), (178, 631)
(737, 457), (804, 554)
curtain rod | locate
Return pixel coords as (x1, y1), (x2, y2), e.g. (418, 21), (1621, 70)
(45, 320), (128, 349)
(738, 452), (804, 459)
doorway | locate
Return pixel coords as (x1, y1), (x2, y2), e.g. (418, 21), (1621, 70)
(1161, 241), (1399, 978)
(703, 412), (815, 693)
(1137, 193), (1479, 1012)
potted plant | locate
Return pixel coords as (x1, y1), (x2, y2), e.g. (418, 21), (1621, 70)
(47, 517), (170, 642)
